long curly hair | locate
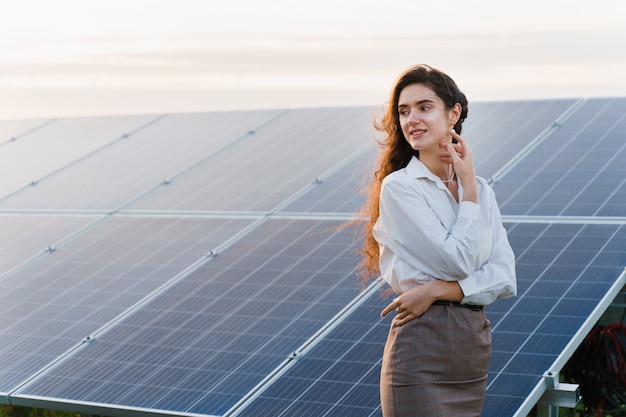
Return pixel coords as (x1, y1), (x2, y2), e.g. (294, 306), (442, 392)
(355, 64), (469, 285)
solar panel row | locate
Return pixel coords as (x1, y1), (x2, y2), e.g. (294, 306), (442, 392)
(0, 98), (624, 417)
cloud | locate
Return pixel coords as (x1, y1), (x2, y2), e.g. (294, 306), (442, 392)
(1, 23), (625, 119)
(2, 30), (624, 84)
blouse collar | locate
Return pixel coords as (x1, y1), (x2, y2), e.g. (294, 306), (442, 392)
(406, 156), (458, 192)
(406, 156), (437, 181)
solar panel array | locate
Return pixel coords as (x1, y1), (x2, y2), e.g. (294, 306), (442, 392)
(1, 98), (625, 417)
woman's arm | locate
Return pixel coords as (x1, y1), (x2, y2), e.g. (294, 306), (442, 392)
(375, 178), (483, 280)
(381, 280), (463, 326)
(456, 187), (517, 305)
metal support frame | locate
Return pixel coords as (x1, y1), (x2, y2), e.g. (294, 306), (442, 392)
(536, 371), (581, 417)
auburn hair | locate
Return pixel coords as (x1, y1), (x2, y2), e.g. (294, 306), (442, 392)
(354, 64), (468, 286)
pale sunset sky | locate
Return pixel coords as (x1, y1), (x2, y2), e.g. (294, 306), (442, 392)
(1, 0), (625, 120)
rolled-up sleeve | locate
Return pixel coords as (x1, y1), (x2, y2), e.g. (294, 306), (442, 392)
(457, 188), (517, 305)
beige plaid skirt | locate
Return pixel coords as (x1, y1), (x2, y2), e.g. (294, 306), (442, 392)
(380, 302), (492, 417)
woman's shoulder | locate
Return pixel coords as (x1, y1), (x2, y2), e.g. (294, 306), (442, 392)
(476, 175), (490, 188)
(381, 167), (413, 187)
(476, 176), (498, 203)
(476, 175), (491, 189)
(383, 168), (406, 180)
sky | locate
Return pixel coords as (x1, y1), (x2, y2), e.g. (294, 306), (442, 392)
(1, 0), (625, 120)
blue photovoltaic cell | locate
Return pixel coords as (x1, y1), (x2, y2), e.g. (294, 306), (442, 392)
(494, 97), (626, 216)
(0, 216), (252, 395)
(14, 219), (365, 416)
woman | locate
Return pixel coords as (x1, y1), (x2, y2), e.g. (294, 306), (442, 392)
(357, 65), (516, 416)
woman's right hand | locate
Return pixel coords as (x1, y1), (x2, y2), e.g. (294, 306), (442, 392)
(444, 130), (477, 203)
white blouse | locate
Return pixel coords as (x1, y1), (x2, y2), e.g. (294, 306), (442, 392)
(372, 156), (516, 306)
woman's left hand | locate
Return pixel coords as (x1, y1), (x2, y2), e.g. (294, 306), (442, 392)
(381, 284), (436, 326)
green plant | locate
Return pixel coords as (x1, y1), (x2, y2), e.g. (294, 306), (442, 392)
(0, 405), (80, 417)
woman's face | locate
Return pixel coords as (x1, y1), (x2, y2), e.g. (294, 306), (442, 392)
(397, 83), (459, 154)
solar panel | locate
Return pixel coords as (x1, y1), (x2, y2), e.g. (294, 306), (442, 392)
(484, 222), (626, 415)
(279, 100), (578, 215)
(0, 214), (96, 276)
(12, 219), (364, 416)
(124, 107), (376, 212)
(279, 147), (377, 214)
(0, 216), (253, 396)
(233, 287), (390, 417)
(0, 111), (283, 211)
(233, 222), (626, 417)
(493, 97), (626, 216)
(0, 119), (52, 144)
(0, 98), (624, 417)
(0, 115), (161, 199)
(461, 99), (578, 179)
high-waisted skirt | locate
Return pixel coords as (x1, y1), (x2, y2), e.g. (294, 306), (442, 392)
(380, 302), (492, 417)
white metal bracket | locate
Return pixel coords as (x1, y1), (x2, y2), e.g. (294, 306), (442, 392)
(537, 371), (581, 417)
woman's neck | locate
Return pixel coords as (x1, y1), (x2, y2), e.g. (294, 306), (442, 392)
(419, 152), (452, 182)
